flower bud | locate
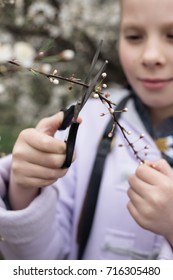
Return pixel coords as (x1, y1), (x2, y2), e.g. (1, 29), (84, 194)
(60, 50), (75, 61)
(102, 72), (107, 78)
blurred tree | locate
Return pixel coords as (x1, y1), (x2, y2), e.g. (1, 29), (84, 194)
(0, 0), (126, 154)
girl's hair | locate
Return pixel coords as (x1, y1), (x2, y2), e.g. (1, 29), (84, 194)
(110, 0), (129, 87)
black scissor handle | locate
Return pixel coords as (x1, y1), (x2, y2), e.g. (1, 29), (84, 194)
(61, 122), (80, 168)
(59, 105), (75, 130)
(59, 105), (80, 168)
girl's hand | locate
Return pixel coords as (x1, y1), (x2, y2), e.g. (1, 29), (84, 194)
(128, 159), (173, 245)
(9, 112), (70, 210)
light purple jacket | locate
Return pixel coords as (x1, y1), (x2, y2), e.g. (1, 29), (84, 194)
(0, 89), (172, 259)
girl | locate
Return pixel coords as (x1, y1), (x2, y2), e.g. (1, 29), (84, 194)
(0, 0), (173, 259)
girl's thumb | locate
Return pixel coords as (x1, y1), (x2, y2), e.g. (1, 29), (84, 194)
(36, 111), (64, 136)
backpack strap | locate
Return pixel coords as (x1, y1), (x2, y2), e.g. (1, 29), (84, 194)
(77, 93), (131, 259)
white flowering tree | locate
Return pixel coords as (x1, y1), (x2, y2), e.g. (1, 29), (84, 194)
(0, 0), (124, 154)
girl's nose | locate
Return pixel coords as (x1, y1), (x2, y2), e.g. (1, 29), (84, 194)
(141, 39), (165, 68)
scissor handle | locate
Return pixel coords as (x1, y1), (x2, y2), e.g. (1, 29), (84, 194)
(59, 105), (75, 130)
(61, 122), (80, 168)
(59, 105), (79, 168)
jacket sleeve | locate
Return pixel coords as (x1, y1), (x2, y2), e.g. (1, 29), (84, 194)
(0, 155), (74, 260)
(158, 239), (173, 259)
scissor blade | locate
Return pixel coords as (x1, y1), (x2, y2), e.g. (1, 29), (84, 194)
(81, 60), (108, 109)
(73, 41), (107, 122)
(84, 40), (103, 85)
(73, 60), (107, 122)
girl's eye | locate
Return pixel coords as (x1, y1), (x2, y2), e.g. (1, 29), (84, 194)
(167, 34), (173, 39)
(125, 35), (143, 41)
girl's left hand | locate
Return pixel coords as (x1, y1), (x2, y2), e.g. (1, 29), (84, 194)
(128, 159), (173, 245)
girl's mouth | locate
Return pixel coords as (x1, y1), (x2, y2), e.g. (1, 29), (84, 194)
(138, 78), (173, 90)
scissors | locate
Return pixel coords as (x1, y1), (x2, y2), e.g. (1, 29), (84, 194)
(59, 40), (108, 168)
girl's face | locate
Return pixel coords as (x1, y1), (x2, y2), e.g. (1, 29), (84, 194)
(119, 0), (173, 124)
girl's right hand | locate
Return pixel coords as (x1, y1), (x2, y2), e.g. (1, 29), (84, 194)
(9, 111), (70, 210)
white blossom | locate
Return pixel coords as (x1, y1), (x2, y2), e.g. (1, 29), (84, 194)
(27, 1), (56, 26)
(13, 42), (36, 68)
(0, 43), (13, 63)
(59, 0), (120, 44)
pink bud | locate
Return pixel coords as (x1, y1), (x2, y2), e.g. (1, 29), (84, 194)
(105, 92), (110, 98)
(140, 133), (145, 138)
